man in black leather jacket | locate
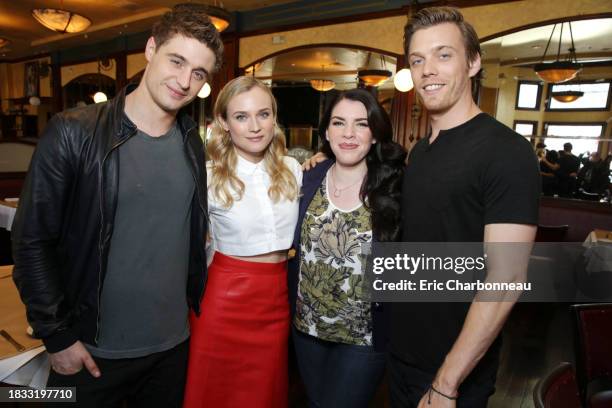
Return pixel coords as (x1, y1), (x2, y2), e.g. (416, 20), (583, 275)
(11, 4), (222, 406)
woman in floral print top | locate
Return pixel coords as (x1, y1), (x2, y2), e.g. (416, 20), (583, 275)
(289, 88), (406, 407)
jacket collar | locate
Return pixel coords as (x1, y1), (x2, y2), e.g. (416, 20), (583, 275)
(110, 84), (197, 144)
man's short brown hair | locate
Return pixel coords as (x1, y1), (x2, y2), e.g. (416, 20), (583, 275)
(152, 3), (224, 72)
(404, 6), (481, 66)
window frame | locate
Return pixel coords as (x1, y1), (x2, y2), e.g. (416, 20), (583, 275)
(515, 80), (543, 111)
(545, 80), (612, 112)
(513, 120), (539, 137)
(542, 121), (607, 154)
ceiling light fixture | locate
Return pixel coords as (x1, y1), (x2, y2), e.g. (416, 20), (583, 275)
(310, 79), (335, 92)
(184, 3), (230, 33)
(310, 65), (335, 92)
(393, 68), (413, 92)
(93, 58), (110, 104)
(358, 53), (392, 87)
(551, 90), (584, 103)
(533, 21), (582, 83)
(198, 83), (211, 99)
(32, 8), (91, 33)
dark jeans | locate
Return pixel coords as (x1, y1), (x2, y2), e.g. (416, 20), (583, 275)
(388, 353), (496, 408)
(46, 340), (188, 408)
(292, 326), (386, 408)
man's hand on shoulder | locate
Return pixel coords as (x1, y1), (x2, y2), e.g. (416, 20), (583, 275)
(49, 340), (101, 377)
(302, 152), (327, 171)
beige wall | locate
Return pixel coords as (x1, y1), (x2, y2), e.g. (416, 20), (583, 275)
(239, 15), (407, 67)
(239, 0), (610, 68)
(0, 57), (51, 101)
(127, 52), (147, 80)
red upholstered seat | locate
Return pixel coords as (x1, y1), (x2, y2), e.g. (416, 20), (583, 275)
(572, 303), (612, 407)
(533, 362), (581, 408)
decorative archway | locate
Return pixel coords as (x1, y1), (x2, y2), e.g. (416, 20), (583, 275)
(62, 73), (116, 108)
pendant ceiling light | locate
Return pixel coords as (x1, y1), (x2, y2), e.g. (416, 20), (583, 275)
(32, 8), (91, 33)
(198, 83), (212, 99)
(359, 69), (392, 87)
(310, 65), (335, 92)
(551, 90), (584, 103)
(190, 3), (230, 33)
(393, 68), (414, 92)
(310, 79), (335, 92)
(533, 21), (582, 83)
(208, 9), (230, 32)
(358, 53), (392, 87)
(92, 59), (111, 104)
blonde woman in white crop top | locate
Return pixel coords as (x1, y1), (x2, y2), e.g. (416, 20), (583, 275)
(183, 76), (302, 408)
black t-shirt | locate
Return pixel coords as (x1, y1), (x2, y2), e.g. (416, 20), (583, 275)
(558, 152), (580, 177)
(391, 113), (540, 384)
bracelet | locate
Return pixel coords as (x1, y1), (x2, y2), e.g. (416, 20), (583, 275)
(427, 384), (458, 404)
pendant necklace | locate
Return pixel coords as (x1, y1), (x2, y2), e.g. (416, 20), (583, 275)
(330, 165), (363, 198)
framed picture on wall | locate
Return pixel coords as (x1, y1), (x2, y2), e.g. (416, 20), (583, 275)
(24, 62), (40, 98)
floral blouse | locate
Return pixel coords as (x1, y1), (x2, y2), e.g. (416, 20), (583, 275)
(294, 174), (373, 346)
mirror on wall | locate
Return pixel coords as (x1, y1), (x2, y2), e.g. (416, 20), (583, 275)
(245, 46), (399, 154)
(480, 17), (612, 202)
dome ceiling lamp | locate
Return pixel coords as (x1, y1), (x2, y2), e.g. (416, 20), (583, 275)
(358, 52), (392, 87)
(310, 79), (335, 92)
(32, 7), (91, 34)
(197, 3), (231, 33)
(310, 65), (335, 92)
(394, 68), (414, 92)
(533, 21), (582, 83)
(551, 90), (584, 103)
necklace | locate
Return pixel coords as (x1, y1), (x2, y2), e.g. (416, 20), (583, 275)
(330, 165), (363, 198)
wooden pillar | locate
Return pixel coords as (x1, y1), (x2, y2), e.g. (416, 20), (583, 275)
(50, 52), (63, 113)
(210, 34), (239, 108)
(115, 53), (127, 91)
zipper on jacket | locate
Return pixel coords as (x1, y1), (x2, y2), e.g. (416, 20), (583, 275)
(95, 132), (135, 344)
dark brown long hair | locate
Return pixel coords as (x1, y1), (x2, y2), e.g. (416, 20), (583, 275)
(319, 89), (407, 242)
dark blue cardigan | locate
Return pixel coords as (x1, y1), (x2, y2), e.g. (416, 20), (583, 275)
(287, 159), (388, 350)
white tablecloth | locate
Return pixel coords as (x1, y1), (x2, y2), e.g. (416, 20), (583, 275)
(0, 346), (48, 388)
(583, 230), (612, 274)
(0, 201), (17, 231)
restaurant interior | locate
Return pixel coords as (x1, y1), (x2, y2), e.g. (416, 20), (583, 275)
(0, 0), (611, 407)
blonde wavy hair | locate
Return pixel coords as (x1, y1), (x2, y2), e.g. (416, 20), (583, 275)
(207, 76), (299, 208)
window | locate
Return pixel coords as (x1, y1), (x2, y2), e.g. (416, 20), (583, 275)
(546, 81), (611, 111)
(515, 81), (542, 110)
(513, 120), (538, 136)
(543, 123), (605, 156)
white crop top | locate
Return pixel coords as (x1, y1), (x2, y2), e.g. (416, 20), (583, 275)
(207, 155), (303, 256)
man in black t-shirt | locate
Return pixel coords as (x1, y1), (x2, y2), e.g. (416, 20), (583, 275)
(389, 7), (540, 408)
(557, 142), (581, 197)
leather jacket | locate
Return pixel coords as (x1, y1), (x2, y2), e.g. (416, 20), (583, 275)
(12, 85), (208, 353)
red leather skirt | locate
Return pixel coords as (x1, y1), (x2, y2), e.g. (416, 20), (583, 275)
(183, 251), (289, 408)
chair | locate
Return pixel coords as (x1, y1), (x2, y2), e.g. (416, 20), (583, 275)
(535, 224), (569, 242)
(533, 362), (581, 408)
(572, 303), (612, 407)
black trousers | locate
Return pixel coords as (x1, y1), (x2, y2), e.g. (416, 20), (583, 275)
(46, 340), (188, 408)
(387, 353), (496, 408)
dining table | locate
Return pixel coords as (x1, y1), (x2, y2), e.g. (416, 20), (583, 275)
(0, 265), (48, 388)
